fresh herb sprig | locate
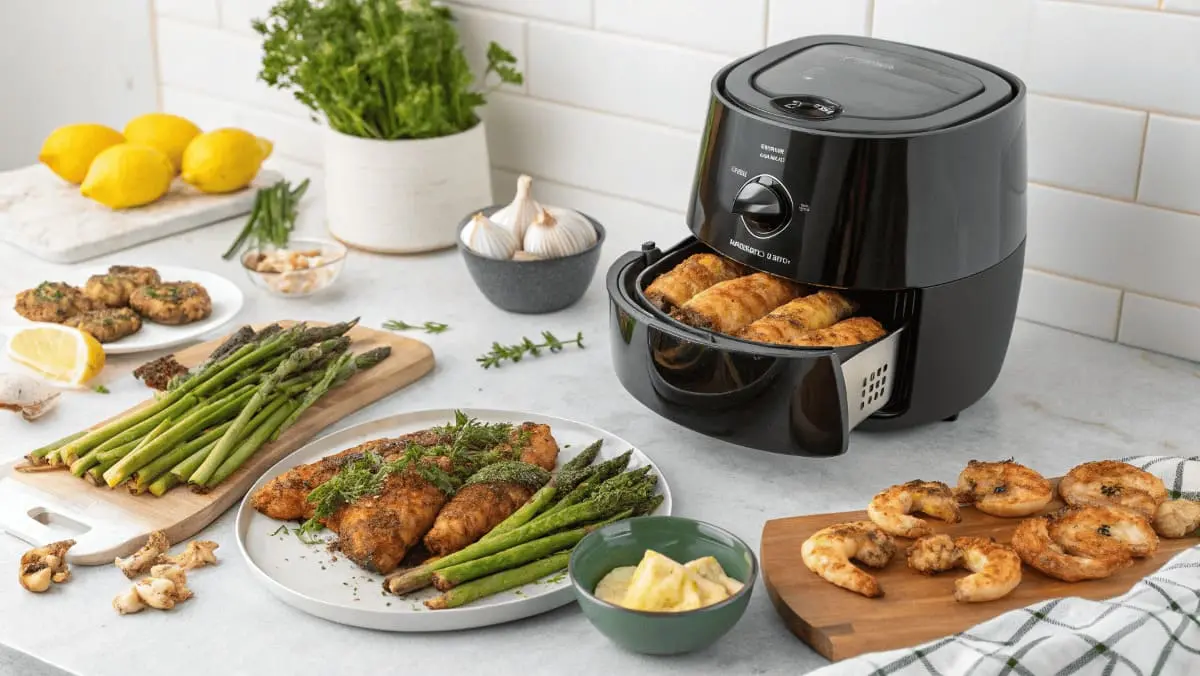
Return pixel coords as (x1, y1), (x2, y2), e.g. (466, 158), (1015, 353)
(222, 178), (310, 260)
(383, 320), (449, 334)
(477, 331), (584, 369)
(254, 0), (523, 140)
(94, 385), (110, 394)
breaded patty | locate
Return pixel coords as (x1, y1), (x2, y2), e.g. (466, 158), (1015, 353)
(64, 308), (143, 343)
(14, 282), (101, 323)
(83, 266), (162, 308)
(130, 281), (212, 325)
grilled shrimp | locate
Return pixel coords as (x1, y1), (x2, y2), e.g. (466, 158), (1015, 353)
(1058, 460), (1167, 519)
(867, 480), (961, 538)
(800, 521), (896, 598)
(907, 535), (1022, 603)
(954, 459), (1053, 517)
(1011, 505), (1154, 582)
(1152, 499), (1200, 538)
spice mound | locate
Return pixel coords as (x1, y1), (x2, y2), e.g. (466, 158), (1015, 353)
(244, 248), (337, 296)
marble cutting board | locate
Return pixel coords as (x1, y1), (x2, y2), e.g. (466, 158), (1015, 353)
(0, 164), (283, 263)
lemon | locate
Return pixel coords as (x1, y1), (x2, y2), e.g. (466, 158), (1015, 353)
(181, 128), (273, 194)
(123, 112), (202, 173)
(38, 123), (126, 184)
(79, 144), (174, 209)
(7, 324), (106, 386)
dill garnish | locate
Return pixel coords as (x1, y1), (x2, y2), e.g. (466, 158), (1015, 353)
(271, 525), (288, 536)
(383, 319), (449, 334)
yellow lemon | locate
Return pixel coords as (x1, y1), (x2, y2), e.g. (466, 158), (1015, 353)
(123, 112), (202, 173)
(181, 128), (273, 194)
(7, 324), (106, 386)
(38, 123), (126, 184)
(80, 144), (174, 209)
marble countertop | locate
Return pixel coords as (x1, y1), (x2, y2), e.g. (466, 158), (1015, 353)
(3, 165), (1200, 676)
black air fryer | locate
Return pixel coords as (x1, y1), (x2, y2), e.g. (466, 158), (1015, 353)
(607, 35), (1027, 456)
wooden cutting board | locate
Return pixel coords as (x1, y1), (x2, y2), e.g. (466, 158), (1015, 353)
(761, 484), (1198, 662)
(0, 322), (434, 564)
(0, 164), (283, 263)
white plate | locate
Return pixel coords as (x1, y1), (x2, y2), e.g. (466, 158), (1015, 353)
(4, 265), (244, 355)
(236, 408), (672, 632)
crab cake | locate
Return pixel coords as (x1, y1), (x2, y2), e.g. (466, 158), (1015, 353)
(64, 308), (143, 343)
(14, 282), (101, 323)
(84, 266), (162, 308)
(130, 281), (212, 325)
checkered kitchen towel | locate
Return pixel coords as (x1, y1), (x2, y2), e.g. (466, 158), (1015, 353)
(809, 456), (1200, 676)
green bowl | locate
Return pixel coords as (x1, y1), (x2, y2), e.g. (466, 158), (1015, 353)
(568, 516), (758, 656)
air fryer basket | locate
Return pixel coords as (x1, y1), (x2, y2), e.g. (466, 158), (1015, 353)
(609, 237), (913, 455)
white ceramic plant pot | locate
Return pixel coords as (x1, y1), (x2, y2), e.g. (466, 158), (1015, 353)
(323, 121), (493, 253)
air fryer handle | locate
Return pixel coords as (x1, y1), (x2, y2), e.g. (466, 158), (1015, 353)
(789, 353), (851, 456)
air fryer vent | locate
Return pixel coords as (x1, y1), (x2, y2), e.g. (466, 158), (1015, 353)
(860, 365), (889, 410)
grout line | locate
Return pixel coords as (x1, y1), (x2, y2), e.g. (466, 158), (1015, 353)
(1030, 180), (1200, 220)
(1050, 0), (1197, 17)
(590, 0), (596, 29)
(493, 90), (703, 138)
(1015, 316), (1118, 345)
(1132, 113), (1153, 202)
(1113, 291), (1127, 341)
(762, 0), (771, 47)
(1029, 91), (1200, 124)
(1023, 266), (1126, 292)
(148, 0), (164, 110)
(491, 164), (687, 215)
(866, 0), (876, 35)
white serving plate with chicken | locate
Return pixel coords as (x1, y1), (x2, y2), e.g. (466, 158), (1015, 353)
(236, 408), (673, 632)
(3, 265), (244, 355)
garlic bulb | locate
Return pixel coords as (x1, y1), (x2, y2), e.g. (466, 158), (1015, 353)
(522, 207), (597, 259)
(491, 174), (541, 242)
(461, 212), (518, 260)
(0, 373), (60, 422)
(512, 250), (543, 261)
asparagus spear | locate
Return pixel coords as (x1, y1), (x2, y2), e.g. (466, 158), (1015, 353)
(168, 441), (217, 484)
(202, 400), (298, 488)
(480, 441), (603, 543)
(384, 472), (657, 595)
(70, 437), (139, 477)
(425, 552), (572, 610)
(129, 419), (235, 493)
(189, 343), (329, 487)
(25, 430), (87, 464)
(541, 450), (633, 516)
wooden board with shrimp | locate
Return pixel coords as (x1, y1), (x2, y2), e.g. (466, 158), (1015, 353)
(761, 459), (1200, 662)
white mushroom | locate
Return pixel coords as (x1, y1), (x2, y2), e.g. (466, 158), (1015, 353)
(162, 540), (219, 571)
(115, 531), (170, 578)
(112, 587), (146, 615)
(112, 564), (193, 615)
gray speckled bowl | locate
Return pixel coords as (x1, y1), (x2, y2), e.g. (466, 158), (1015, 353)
(457, 206), (606, 314)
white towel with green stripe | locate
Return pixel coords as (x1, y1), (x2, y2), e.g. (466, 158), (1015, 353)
(808, 455), (1200, 676)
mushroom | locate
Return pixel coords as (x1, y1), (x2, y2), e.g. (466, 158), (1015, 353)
(19, 540), (75, 593)
(112, 564), (192, 615)
(115, 531), (169, 579)
(163, 540), (219, 571)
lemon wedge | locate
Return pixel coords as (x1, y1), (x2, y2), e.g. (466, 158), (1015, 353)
(7, 324), (105, 386)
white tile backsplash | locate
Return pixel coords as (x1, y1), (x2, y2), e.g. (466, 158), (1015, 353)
(768, 0), (872, 42)
(594, 0), (766, 56)
(1118, 294), (1200, 363)
(1026, 95), (1146, 200)
(151, 0), (1200, 362)
(1138, 115), (1200, 214)
(871, 0), (1034, 75)
(1027, 2), (1200, 117)
(1017, 270), (1122, 340)
(527, 24), (724, 131)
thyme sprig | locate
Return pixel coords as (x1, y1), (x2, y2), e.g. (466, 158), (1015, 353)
(383, 319), (449, 334)
(477, 331), (585, 369)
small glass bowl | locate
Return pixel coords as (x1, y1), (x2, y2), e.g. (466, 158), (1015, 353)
(240, 237), (347, 299)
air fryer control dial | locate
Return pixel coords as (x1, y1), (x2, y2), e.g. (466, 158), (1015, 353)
(733, 175), (791, 237)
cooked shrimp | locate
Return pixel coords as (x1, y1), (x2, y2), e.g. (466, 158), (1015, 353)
(1153, 499), (1200, 538)
(800, 521), (896, 598)
(867, 480), (961, 538)
(1011, 506), (1149, 582)
(907, 535), (1022, 603)
(953, 459), (1053, 517)
(1048, 505), (1158, 559)
(1058, 460), (1167, 519)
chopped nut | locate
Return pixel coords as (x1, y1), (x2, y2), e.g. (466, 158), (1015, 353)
(113, 564), (192, 615)
(19, 540), (75, 593)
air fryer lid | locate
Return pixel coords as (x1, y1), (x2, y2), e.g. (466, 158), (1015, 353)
(722, 35), (1014, 134)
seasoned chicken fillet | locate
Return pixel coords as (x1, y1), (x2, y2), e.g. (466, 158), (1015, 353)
(250, 431), (449, 521)
(14, 282), (101, 323)
(785, 317), (887, 348)
(335, 468), (451, 574)
(130, 281), (213, 325)
(671, 272), (803, 335)
(508, 422), (559, 471)
(424, 461), (550, 558)
(738, 290), (857, 345)
(644, 253), (745, 312)
(64, 308), (143, 343)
